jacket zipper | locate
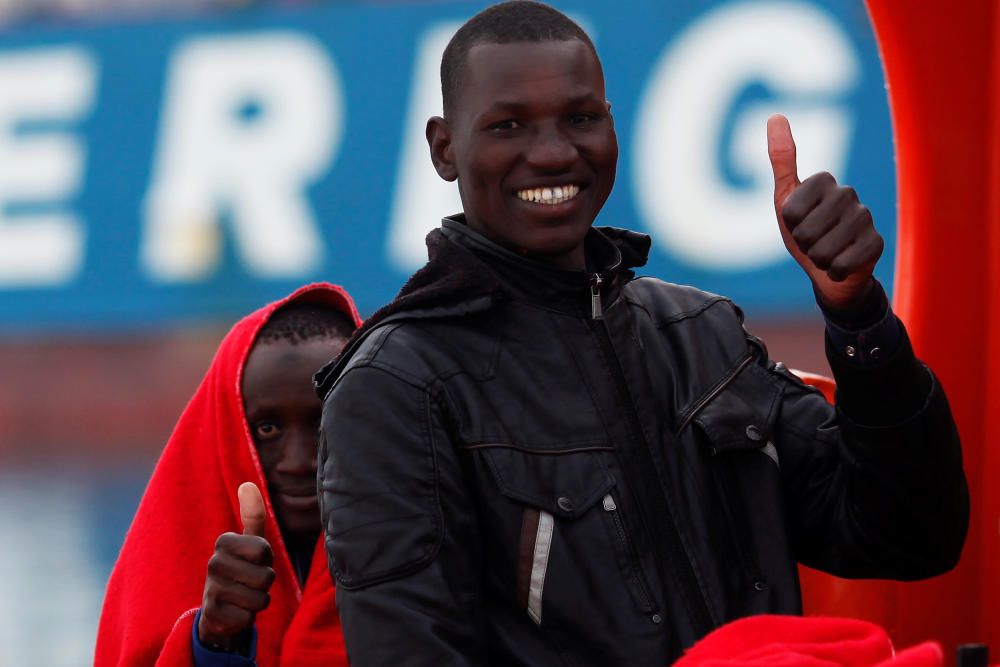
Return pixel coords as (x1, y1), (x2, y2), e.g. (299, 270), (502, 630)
(586, 290), (715, 634)
(602, 493), (656, 612)
(590, 273), (604, 319)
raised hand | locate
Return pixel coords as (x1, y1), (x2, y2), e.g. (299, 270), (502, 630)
(767, 114), (884, 312)
(198, 482), (276, 650)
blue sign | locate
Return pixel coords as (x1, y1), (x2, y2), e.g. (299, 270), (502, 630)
(0, 0), (895, 330)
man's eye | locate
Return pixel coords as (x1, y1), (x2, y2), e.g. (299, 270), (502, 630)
(570, 113), (596, 126)
(254, 422), (280, 440)
(489, 119), (520, 131)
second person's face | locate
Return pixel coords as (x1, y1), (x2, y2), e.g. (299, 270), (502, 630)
(433, 39), (618, 270)
(242, 336), (346, 544)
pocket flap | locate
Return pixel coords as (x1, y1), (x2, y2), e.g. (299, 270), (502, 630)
(693, 362), (782, 455)
(480, 446), (615, 520)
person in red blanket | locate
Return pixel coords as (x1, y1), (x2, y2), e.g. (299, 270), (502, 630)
(94, 283), (361, 667)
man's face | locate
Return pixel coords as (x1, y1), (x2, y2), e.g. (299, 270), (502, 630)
(430, 39), (618, 270)
(242, 336), (346, 544)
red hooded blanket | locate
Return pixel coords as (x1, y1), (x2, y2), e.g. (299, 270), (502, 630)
(95, 283), (361, 667)
(673, 615), (944, 667)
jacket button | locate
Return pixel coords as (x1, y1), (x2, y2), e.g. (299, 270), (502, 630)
(651, 613), (663, 624)
(557, 497), (574, 512)
(754, 581), (765, 591)
(745, 425), (762, 442)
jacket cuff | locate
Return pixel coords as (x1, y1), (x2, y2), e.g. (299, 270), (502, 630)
(824, 305), (902, 367)
(826, 323), (932, 428)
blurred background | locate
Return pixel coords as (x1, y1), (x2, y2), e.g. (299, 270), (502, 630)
(0, 0), (895, 663)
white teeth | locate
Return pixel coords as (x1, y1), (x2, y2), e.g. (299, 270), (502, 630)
(516, 184), (580, 205)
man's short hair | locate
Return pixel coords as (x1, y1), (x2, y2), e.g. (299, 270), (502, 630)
(257, 302), (356, 346)
(440, 0), (598, 117)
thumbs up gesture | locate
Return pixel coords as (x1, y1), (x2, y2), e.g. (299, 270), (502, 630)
(198, 482), (276, 651)
(767, 114), (884, 312)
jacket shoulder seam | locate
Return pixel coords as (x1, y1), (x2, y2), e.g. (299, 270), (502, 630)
(335, 357), (432, 393)
(335, 322), (456, 391)
(626, 277), (736, 326)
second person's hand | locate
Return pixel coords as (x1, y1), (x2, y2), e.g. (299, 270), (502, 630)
(197, 482), (276, 652)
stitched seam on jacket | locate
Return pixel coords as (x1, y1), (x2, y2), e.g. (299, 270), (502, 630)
(460, 443), (615, 454)
(655, 296), (732, 326)
(625, 280), (733, 326)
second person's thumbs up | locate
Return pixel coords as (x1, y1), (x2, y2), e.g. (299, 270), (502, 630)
(198, 481), (276, 652)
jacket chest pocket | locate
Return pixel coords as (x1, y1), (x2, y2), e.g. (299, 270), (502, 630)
(477, 445), (661, 627)
(691, 360), (781, 462)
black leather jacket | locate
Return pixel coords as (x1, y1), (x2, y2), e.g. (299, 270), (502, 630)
(317, 217), (967, 666)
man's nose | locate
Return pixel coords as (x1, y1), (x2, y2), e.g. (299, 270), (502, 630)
(277, 432), (317, 474)
(524, 124), (578, 170)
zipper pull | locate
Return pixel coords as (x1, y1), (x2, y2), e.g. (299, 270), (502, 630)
(590, 273), (604, 320)
(602, 493), (617, 511)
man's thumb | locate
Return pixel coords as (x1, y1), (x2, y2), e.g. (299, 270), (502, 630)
(238, 482), (266, 538)
(767, 113), (800, 198)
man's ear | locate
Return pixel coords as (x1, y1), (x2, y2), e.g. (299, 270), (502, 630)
(426, 116), (458, 182)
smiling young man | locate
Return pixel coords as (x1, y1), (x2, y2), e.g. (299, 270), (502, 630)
(316, 2), (968, 665)
(428, 35), (617, 270)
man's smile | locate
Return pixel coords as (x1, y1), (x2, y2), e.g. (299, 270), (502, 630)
(515, 183), (582, 205)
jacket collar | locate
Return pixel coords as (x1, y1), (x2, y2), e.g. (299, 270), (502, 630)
(315, 214), (652, 398)
(439, 214), (650, 307)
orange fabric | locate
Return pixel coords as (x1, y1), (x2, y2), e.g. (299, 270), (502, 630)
(789, 370), (836, 405)
(800, 2), (1000, 657)
(94, 283), (361, 667)
(673, 615), (943, 667)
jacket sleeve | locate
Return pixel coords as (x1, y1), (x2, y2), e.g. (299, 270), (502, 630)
(773, 320), (969, 579)
(319, 363), (487, 666)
